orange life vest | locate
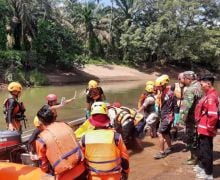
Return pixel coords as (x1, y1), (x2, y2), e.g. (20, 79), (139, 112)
(39, 122), (82, 174)
(84, 129), (121, 175)
(3, 98), (25, 119)
(137, 93), (147, 109)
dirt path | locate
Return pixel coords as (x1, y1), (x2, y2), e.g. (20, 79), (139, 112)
(129, 134), (220, 180)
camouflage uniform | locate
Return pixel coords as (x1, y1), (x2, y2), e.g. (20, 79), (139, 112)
(180, 80), (203, 163)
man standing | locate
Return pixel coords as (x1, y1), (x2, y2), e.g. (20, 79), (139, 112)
(4, 82), (26, 132)
(154, 75), (176, 159)
(194, 74), (219, 180)
(180, 71), (203, 165)
(137, 84), (158, 138)
(85, 80), (106, 118)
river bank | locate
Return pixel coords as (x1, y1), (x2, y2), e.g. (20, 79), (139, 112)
(0, 64), (218, 87)
(46, 64), (206, 85)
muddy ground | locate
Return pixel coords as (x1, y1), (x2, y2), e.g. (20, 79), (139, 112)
(129, 134), (220, 180)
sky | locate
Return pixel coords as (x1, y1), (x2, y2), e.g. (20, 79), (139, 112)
(78, 0), (113, 7)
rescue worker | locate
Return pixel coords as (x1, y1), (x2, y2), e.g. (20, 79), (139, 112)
(120, 105), (146, 139)
(85, 80), (106, 118)
(154, 75), (176, 159)
(35, 105), (86, 180)
(137, 80), (155, 109)
(179, 71), (203, 165)
(137, 84), (158, 138)
(4, 82), (26, 132)
(194, 74), (218, 180)
(170, 72), (186, 141)
(81, 101), (129, 180)
(28, 94), (76, 154)
(46, 93), (76, 121)
(108, 103), (143, 150)
(74, 119), (95, 140)
(28, 116), (43, 155)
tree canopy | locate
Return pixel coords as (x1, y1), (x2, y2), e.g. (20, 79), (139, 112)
(0, 0), (219, 84)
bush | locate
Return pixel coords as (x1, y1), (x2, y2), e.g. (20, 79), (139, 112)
(29, 69), (48, 86)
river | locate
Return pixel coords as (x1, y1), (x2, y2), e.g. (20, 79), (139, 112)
(0, 80), (219, 131)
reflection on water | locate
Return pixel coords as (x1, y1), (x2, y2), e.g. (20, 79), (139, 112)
(0, 80), (219, 131)
(0, 81), (145, 130)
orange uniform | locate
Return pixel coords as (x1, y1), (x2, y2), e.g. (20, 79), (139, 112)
(35, 121), (85, 180)
(81, 129), (129, 180)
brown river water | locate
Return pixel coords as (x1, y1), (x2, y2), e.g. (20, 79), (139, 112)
(0, 80), (219, 132)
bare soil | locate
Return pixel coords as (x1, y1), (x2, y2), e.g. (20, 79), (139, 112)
(46, 64), (177, 85)
(129, 134), (220, 180)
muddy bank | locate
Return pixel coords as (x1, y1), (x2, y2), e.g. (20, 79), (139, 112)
(46, 64), (182, 85)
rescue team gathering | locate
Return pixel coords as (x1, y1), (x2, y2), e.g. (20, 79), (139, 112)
(0, 72), (219, 180)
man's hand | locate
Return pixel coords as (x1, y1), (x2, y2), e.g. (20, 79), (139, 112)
(8, 123), (15, 131)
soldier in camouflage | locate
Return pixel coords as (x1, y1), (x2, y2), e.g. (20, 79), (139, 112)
(180, 71), (203, 165)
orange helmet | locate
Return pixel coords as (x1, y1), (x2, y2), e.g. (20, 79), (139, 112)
(46, 94), (57, 101)
(7, 82), (22, 92)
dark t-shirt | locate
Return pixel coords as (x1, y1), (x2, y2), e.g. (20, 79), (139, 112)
(86, 87), (104, 104)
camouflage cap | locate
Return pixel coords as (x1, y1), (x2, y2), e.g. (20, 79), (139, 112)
(183, 71), (196, 80)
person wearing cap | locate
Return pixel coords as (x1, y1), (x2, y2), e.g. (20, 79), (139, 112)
(4, 82), (26, 132)
(81, 101), (129, 180)
(85, 80), (106, 118)
(179, 71), (203, 165)
(35, 105), (86, 180)
(193, 74), (218, 180)
(154, 75), (177, 159)
(137, 84), (158, 138)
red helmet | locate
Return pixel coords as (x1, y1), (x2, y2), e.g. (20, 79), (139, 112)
(46, 94), (57, 101)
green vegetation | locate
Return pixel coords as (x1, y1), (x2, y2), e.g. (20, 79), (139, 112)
(0, 0), (219, 85)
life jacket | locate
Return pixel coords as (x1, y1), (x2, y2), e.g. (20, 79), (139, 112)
(111, 107), (132, 125)
(3, 98), (25, 120)
(87, 87), (103, 101)
(137, 92), (147, 109)
(120, 106), (144, 126)
(39, 122), (82, 174)
(74, 119), (95, 139)
(84, 129), (121, 175)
